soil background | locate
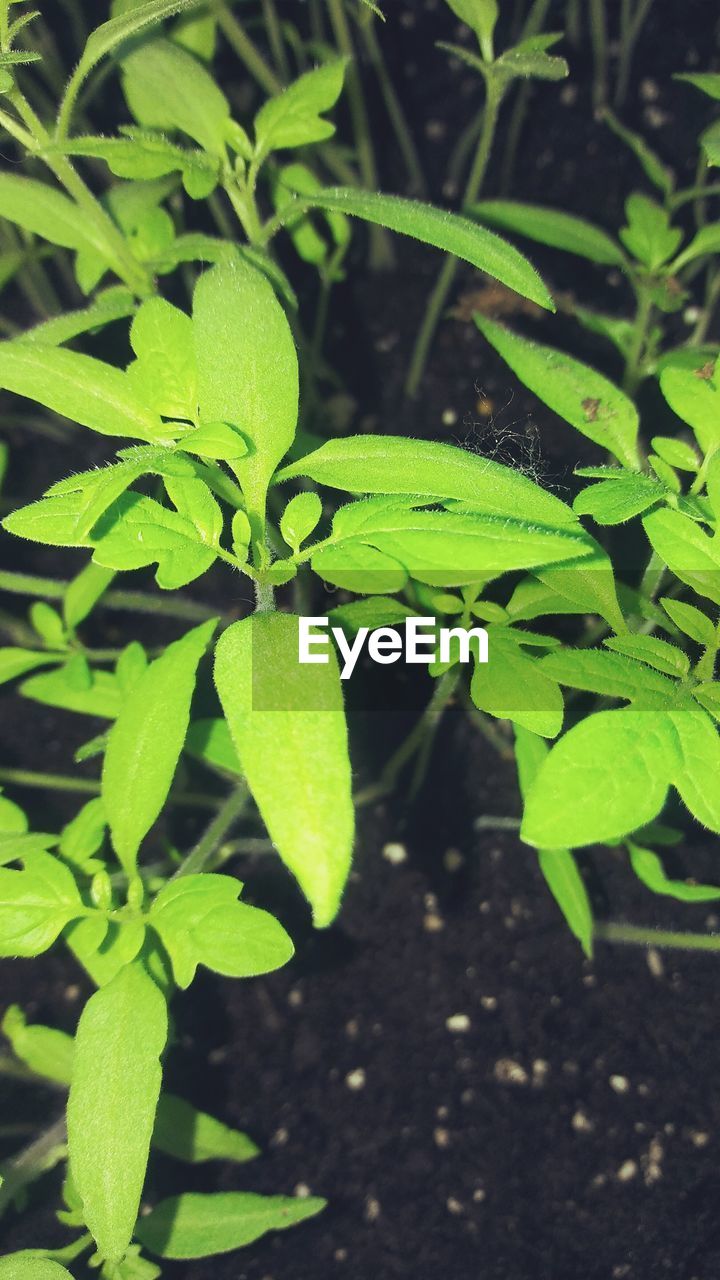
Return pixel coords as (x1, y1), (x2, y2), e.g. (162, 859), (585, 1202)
(3, 1), (720, 1277)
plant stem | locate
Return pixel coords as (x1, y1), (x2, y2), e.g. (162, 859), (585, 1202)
(326, 0), (393, 269)
(0, 767), (221, 811)
(0, 569), (217, 622)
(615, 0), (655, 108)
(622, 284), (653, 394)
(0, 1115), (66, 1216)
(173, 784), (250, 878)
(589, 0), (608, 115)
(595, 921), (720, 953)
(381, 669), (460, 791)
(7, 88), (152, 296)
(356, 13), (425, 195)
(261, 0), (290, 81)
(213, 1), (282, 96)
(406, 77), (503, 396)
(498, 0), (552, 193)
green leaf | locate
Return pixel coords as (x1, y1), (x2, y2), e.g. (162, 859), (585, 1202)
(65, 917), (145, 988)
(659, 356), (720, 452)
(193, 259), (299, 522)
(122, 37), (230, 156)
(693, 682), (720, 721)
(21, 666), (121, 718)
(650, 436), (699, 471)
(215, 612), (354, 928)
(2, 1006), (73, 1086)
(521, 708), (675, 847)
(0, 173), (100, 254)
(573, 474), (664, 524)
(701, 120), (720, 167)
(643, 506), (720, 607)
(312, 498), (593, 592)
(102, 618), (216, 873)
(278, 434), (578, 526)
(68, 962), (168, 1265)
(64, 561), (115, 629)
(495, 34), (567, 83)
(300, 189), (554, 311)
(668, 708), (720, 831)
(59, 797), (107, 871)
(537, 849), (593, 957)
(91, 493), (217, 589)
(0, 1262), (73, 1280)
(469, 200), (624, 265)
(470, 631), (563, 738)
(150, 874), (293, 988)
(474, 316), (640, 468)
(628, 842), (720, 902)
(135, 1191), (325, 1259)
(153, 1093), (259, 1164)
(661, 596), (717, 647)
(672, 222), (720, 271)
(280, 492), (323, 551)
(603, 633), (690, 678)
(619, 194), (682, 269)
(185, 717), (242, 775)
(254, 59), (347, 160)
(0, 343), (166, 442)
(444, 0), (498, 46)
(59, 0), (203, 135)
(0, 648), (59, 685)
(0, 851), (84, 957)
(540, 646), (676, 705)
(127, 296), (197, 420)
(674, 72), (720, 101)
(177, 421), (248, 461)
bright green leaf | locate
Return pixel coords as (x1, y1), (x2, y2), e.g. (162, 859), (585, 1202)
(136, 1191), (325, 1259)
(68, 962), (168, 1264)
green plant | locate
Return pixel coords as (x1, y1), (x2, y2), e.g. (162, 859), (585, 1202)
(0, 0), (573, 1270)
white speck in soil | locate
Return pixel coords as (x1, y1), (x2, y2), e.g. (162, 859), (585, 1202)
(479, 900), (491, 914)
(684, 305), (701, 325)
(345, 1018), (360, 1039)
(494, 1058), (529, 1087)
(270, 1127), (289, 1148)
(434, 1127), (451, 1149)
(207, 1047), (227, 1065)
(688, 1129), (710, 1148)
(424, 912), (445, 933)
(364, 1196), (381, 1223)
(64, 984), (80, 1001)
(382, 841), (407, 865)
(640, 77), (660, 101)
(446, 1197), (464, 1216)
(560, 83), (578, 106)
(616, 1160), (638, 1183)
(346, 1068), (366, 1092)
(532, 1059), (549, 1087)
(287, 986), (303, 1008)
(473, 1186), (486, 1203)
(572, 1109), (594, 1135)
(425, 119), (446, 141)
(443, 847), (464, 872)
(441, 408), (458, 427)
(446, 1013), (471, 1033)
(294, 1183), (312, 1198)
(480, 995), (498, 1012)
(644, 105), (669, 129)
(609, 1075), (630, 1095)
(642, 1137), (664, 1186)
(646, 948), (664, 979)
(461, 1089), (475, 1105)
(334, 1248), (348, 1263)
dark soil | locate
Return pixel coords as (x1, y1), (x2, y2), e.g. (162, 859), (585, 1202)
(2, 1), (720, 1278)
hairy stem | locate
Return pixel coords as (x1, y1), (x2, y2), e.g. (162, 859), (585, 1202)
(173, 784), (250, 878)
(406, 78), (503, 396)
(213, 0), (282, 95)
(595, 921), (720, 952)
(0, 1115), (67, 1216)
(0, 569), (217, 622)
(326, 0), (393, 269)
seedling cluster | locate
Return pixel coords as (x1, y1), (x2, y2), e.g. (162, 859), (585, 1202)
(0, 0), (717, 1275)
